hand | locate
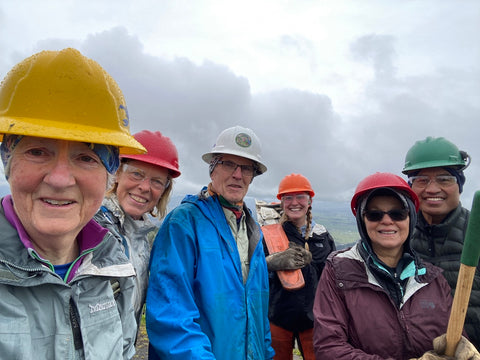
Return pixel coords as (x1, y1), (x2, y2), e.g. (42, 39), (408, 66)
(433, 335), (480, 360)
(266, 244), (312, 271)
(410, 335), (480, 360)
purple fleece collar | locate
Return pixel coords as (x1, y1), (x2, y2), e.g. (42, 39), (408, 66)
(2, 195), (108, 282)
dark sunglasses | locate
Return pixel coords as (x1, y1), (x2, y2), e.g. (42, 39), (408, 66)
(363, 209), (409, 222)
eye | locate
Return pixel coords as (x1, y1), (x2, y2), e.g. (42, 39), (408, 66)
(223, 161), (236, 169)
(78, 155), (99, 163)
(26, 148), (48, 157)
(151, 179), (164, 187)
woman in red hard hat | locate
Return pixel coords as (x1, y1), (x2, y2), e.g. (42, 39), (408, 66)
(94, 130), (181, 339)
(312, 172), (469, 359)
(266, 173), (335, 360)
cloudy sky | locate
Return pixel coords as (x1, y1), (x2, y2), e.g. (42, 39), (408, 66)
(1, 0), (479, 208)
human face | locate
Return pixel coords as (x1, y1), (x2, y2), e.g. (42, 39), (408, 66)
(410, 167), (460, 224)
(281, 192), (311, 227)
(364, 196), (410, 264)
(210, 154), (254, 204)
(115, 160), (169, 220)
(8, 137), (108, 247)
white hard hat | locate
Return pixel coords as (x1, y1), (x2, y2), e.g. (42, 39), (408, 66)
(202, 126), (267, 175)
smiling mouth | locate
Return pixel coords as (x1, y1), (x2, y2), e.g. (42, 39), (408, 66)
(425, 197), (444, 201)
(43, 199), (74, 206)
(130, 194), (148, 203)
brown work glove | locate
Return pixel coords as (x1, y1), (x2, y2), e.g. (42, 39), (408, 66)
(410, 335), (480, 360)
(266, 243), (312, 271)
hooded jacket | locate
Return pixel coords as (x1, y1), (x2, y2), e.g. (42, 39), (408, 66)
(146, 187), (275, 360)
(0, 196), (137, 359)
(313, 188), (453, 360)
(411, 204), (480, 350)
(94, 194), (158, 332)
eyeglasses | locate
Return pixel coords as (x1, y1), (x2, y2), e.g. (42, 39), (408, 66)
(282, 194), (310, 203)
(409, 175), (457, 189)
(363, 209), (409, 222)
(217, 160), (256, 177)
(123, 164), (170, 191)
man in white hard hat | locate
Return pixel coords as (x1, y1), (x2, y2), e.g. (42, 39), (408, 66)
(146, 126), (274, 360)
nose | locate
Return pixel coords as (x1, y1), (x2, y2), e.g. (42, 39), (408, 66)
(43, 157), (76, 188)
(136, 178), (151, 192)
(231, 165), (243, 179)
(380, 213), (394, 223)
(424, 178), (441, 192)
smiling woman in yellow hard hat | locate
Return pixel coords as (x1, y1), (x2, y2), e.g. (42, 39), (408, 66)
(0, 48), (145, 359)
(95, 130), (181, 341)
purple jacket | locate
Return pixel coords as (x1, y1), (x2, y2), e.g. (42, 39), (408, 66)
(313, 243), (453, 360)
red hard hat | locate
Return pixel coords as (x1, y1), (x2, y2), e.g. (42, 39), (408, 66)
(121, 130), (181, 178)
(277, 173), (315, 200)
(350, 172), (419, 215)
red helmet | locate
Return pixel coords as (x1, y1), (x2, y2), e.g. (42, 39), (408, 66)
(121, 130), (181, 178)
(277, 173), (315, 200)
(351, 172), (419, 215)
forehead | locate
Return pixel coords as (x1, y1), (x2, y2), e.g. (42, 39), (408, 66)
(15, 137), (92, 151)
(282, 191), (309, 196)
(416, 167), (451, 176)
(123, 159), (169, 177)
(219, 153), (254, 166)
(367, 195), (402, 209)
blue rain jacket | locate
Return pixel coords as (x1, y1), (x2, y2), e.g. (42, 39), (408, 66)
(146, 188), (274, 359)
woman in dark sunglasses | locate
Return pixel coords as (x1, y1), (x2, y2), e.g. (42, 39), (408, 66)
(312, 172), (478, 360)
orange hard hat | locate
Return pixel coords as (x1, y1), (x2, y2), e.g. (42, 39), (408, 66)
(277, 173), (315, 200)
(350, 172), (419, 215)
(121, 130), (181, 178)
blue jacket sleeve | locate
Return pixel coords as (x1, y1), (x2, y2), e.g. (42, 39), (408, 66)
(146, 209), (216, 360)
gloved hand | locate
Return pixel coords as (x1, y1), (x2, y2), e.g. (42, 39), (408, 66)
(266, 243), (312, 271)
(410, 335), (480, 360)
(433, 335), (480, 360)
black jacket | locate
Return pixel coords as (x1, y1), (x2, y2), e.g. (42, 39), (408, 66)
(267, 221), (336, 332)
(411, 204), (480, 349)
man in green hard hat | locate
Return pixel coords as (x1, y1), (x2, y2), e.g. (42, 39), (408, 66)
(403, 136), (479, 350)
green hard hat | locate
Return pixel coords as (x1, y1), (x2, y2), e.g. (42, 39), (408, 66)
(402, 136), (470, 174)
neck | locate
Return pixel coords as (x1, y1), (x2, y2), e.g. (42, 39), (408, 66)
(372, 245), (403, 268)
(30, 236), (79, 265)
(290, 217), (307, 228)
(422, 211), (446, 225)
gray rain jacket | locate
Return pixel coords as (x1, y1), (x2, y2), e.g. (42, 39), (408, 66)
(0, 197), (137, 359)
(94, 194), (157, 332)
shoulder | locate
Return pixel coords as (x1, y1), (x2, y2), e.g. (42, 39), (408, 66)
(311, 223), (328, 235)
(326, 244), (367, 280)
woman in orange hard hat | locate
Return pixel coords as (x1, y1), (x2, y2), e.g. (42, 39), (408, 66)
(265, 173), (336, 360)
(94, 130), (181, 340)
(0, 48), (145, 359)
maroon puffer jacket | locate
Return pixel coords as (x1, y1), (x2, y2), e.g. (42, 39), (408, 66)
(313, 244), (453, 360)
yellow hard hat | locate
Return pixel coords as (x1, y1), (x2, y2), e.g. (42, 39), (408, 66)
(0, 48), (145, 154)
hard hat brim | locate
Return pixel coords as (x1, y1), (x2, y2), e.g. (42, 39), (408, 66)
(0, 116), (146, 155)
(121, 154), (181, 178)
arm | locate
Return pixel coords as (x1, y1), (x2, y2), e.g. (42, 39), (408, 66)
(146, 209), (216, 360)
(313, 262), (391, 360)
(116, 276), (137, 360)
